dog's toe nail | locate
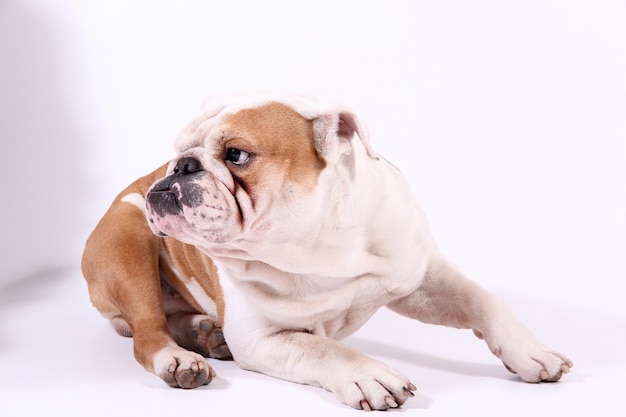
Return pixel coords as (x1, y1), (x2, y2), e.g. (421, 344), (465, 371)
(384, 396), (398, 408)
(503, 362), (517, 374)
(360, 400), (372, 412)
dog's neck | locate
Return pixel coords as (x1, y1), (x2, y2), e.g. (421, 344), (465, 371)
(206, 146), (432, 282)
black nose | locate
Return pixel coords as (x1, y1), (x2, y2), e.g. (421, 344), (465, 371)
(146, 157), (205, 219)
(174, 157), (203, 175)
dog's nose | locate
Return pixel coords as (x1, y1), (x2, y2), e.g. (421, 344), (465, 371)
(174, 157), (203, 175)
(147, 157), (205, 219)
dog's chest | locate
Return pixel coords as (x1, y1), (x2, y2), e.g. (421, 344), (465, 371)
(228, 270), (397, 339)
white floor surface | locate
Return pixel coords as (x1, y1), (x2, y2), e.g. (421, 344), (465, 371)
(1, 264), (624, 417)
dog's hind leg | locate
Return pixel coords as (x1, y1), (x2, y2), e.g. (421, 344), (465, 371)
(111, 316), (132, 337)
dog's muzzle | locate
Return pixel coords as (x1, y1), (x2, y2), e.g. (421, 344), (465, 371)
(146, 157), (206, 217)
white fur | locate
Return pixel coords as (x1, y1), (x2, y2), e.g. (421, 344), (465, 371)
(121, 192), (146, 213)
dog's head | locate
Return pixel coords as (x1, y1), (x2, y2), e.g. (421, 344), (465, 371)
(145, 93), (378, 253)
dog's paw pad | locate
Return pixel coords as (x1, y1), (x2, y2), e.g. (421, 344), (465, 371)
(174, 360), (213, 388)
(192, 318), (232, 360)
(154, 346), (214, 389)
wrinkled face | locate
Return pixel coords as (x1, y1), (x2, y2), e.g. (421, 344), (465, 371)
(145, 102), (327, 248)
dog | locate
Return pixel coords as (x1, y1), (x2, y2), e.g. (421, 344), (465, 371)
(82, 92), (572, 411)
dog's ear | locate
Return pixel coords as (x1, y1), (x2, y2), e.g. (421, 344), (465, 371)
(311, 110), (379, 162)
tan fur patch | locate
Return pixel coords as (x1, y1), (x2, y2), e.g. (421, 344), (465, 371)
(218, 102), (326, 198)
(160, 238), (225, 322)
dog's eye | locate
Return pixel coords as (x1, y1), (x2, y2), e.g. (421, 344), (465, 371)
(225, 148), (251, 166)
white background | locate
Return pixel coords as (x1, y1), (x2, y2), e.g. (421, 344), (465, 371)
(1, 1), (625, 416)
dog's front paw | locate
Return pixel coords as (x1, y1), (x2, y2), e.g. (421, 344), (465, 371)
(496, 341), (573, 383)
(330, 358), (416, 411)
(153, 345), (215, 388)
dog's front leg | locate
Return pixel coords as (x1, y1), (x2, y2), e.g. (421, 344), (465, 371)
(82, 198), (214, 389)
(387, 254), (573, 382)
(228, 327), (416, 411)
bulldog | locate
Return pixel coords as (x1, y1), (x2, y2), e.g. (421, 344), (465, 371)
(82, 92), (572, 411)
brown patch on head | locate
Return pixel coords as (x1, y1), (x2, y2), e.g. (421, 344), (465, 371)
(217, 102), (326, 199)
